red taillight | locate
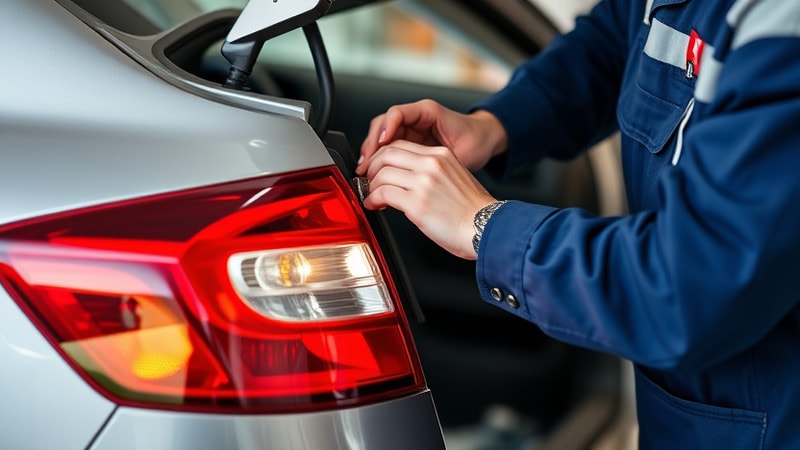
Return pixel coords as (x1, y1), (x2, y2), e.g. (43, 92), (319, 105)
(0, 167), (424, 412)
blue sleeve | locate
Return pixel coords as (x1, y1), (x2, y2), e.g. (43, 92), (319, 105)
(477, 32), (800, 371)
(472, 0), (640, 178)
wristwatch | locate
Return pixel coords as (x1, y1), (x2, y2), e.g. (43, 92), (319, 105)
(472, 200), (508, 254)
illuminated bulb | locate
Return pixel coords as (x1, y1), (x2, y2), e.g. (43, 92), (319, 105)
(278, 252), (311, 287)
(255, 252), (311, 289)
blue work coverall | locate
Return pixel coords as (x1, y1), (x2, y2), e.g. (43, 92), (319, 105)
(473, 0), (800, 448)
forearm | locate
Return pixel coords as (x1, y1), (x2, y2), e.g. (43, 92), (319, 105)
(468, 109), (508, 161)
(473, 0), (638, 177)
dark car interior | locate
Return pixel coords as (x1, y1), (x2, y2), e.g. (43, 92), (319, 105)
(67, 0), (624, 447)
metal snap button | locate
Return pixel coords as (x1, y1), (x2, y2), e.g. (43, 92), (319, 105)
(505, 294), (520, 309)
(490, 288), (503, 302)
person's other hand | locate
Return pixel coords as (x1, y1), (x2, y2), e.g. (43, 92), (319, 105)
(361, 139), (497, 260)
(356, 99), (507, 175)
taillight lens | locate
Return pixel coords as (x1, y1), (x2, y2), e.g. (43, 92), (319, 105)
(0, 167), (424, 413)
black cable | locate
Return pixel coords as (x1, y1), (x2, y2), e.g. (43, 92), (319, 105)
(302, 22), (334, 138)
(221, 21), (333, 137)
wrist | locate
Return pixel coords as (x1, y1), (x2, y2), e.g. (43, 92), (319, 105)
(470, 109), (508, 158)
(472, 200), (508, 255)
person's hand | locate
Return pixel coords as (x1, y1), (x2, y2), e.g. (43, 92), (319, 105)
(361, 139), (497, 260)
(356, 99), (507, 175)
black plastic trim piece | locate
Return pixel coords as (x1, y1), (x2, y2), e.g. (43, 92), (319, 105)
(325, 131), (425, 324)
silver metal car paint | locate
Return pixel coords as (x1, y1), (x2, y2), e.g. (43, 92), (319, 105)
(0, 0), (332, 225)
(91, 393), (444, 450)
(0, 1), (445, 449)
(0, 287), (116, 450)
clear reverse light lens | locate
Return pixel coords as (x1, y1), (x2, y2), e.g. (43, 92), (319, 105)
(228, 243), (394, 322)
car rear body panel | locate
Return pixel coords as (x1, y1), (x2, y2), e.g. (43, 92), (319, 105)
(90, 392), (443, 450)
(0, 0), (332, 224)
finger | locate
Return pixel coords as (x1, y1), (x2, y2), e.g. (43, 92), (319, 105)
(369, 165), (418, 194)
(357, 114), (387, 175)
(358, 100), (448, 175)
(358, 106), (415, 175)
(357, 121), (421, 176)
(381, 100), (442, 144)
(363, 141), (435, 180)
(363, 183), (415, 213)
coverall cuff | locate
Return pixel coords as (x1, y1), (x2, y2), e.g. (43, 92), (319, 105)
(476, 200), (558, 319)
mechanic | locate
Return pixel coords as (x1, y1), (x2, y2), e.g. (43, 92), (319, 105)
(355, 0), (800, 448)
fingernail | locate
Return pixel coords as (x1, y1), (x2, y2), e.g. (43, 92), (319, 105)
(378, 129), (386, 144)
(357, 155), (364, 165)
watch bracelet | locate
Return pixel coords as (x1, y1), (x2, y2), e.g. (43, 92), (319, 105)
(472, 200), (508, 254)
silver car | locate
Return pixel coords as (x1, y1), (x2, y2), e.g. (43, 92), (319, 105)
(0, 0), (629, 449)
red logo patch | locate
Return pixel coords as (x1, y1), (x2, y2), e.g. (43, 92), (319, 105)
(686, 29), (705, 79)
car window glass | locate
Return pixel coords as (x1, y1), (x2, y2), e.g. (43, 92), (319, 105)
(119, 0), (512, 92)
(257, 2), (512, 91)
